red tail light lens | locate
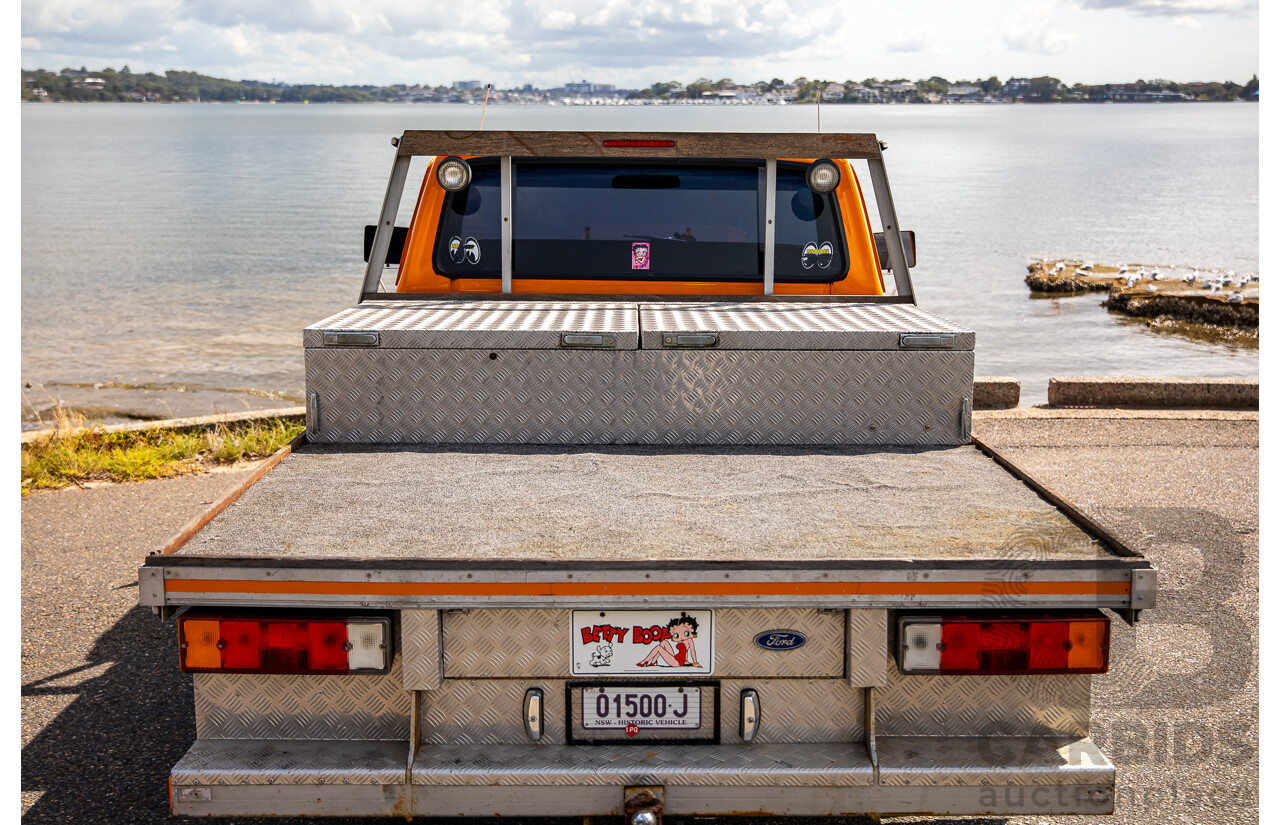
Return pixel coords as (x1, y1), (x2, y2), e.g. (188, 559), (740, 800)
(603, 139), (675, 148)
(179, 614), (390, 675)
(898, 613), (1109, 675)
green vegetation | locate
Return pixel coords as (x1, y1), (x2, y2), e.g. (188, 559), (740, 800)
(20, 66), (392, 103)
(21, 67), (1258, 105)
(21, 415), (303, 493)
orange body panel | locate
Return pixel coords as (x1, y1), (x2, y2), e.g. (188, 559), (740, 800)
(396, 157), (886, 296)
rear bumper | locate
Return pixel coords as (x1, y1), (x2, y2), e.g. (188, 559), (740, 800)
(171, 737), (1114, 817)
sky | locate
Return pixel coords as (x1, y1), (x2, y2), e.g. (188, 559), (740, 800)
(19, 0), (1260, 88)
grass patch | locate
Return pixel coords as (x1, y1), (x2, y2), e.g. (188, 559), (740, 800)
(22, 414), (303, 494)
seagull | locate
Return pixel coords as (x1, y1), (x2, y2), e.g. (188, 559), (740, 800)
(1052, 262), (1066, 273)
(1117, 266), (1128, 277)
(1227, 292), (1243, 304)
(1074, 269), (1087, 276)
(1183, 273), (1196, 283)
(1151, 269), (1162, 280)
(1080, 262), (1095, 271)
(1145, 284), (1158, 293)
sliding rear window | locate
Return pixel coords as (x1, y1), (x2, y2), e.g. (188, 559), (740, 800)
(433, 159), (846, 282)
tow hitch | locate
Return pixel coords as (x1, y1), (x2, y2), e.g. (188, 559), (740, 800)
(625, 786), (664, 825)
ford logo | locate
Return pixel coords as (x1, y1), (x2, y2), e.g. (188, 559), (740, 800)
(754, 630), (807, 651)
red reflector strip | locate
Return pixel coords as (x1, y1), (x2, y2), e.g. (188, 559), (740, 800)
(603, 139), (675, 148)
(178, 615), (389, 675)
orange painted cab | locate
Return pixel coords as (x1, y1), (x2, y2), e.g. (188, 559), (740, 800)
(394, 157), (886, 296)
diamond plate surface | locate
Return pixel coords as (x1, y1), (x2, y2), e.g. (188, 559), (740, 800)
(441, 609), (845, 678)
(640, 303), (974, 351)
(421, 679), (566, 746)
(171, 739), (408, 786)
(877, 657), (1090, 738)
(305, 348), (972, 446)
(411, 743), (875, 786)
(304, 302), (639, 350)
(401, 610), (442, 691)
(846, 610), (888, 687)
(194, 658), (411, 741)
(719, 679), (864, 744)
(421, 678), (863, 746)
(876, 737), (1113, 786)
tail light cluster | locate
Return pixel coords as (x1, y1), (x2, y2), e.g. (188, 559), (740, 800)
(179, 614), (392, 675)
(897, 612), (1110, 675)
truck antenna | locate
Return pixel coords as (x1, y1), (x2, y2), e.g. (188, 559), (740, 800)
(480, 84), (491, 130)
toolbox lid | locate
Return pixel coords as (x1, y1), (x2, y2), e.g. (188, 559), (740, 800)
(639, 302), (973, 351)
(304, 301), (640, 350)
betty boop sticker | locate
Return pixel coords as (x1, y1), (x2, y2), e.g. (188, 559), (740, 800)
(571, 610), (714, 675)
(632, 242), (650, 270)
(637, 614), (699, 668)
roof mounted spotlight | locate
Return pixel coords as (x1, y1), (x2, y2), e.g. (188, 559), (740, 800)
(436, 156), (472, 191)
(806, 159), (841, 194)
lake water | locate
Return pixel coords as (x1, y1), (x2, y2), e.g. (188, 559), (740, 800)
(21, 102), (1258, 424)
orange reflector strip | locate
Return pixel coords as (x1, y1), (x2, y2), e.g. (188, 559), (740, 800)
(164, 579), (1131, 598)
(1067, 619), (1109, 670)
(181, 619), (222, 669)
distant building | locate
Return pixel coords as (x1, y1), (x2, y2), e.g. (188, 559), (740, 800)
(452, 80), (484, 90)
(565, 80), (593, 94)
(1002, 78), (1031, 99)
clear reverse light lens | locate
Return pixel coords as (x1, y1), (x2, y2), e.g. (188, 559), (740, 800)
(807, 160), (841, 193)
(437, 157), (472, 191)
(346, 621), (386, 671)
(901, 622), (942, 671)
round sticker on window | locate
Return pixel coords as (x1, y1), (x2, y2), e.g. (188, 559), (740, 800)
(463, 237), (481, 265)
(802, 241), (819, 269)
(448, 236), (463, 263)
(817, 241), (833, 269)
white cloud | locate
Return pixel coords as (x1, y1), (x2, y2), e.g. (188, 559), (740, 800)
(887, 28), (933, 53)
(1001, 19), (1074, 54)
(1171, 14), (1202, 26)
(21, 37), (41, 50)
(1077, 0), (1253, 14)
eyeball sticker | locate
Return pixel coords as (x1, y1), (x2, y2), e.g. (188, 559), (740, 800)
(463, 237), (481, 265)
(802, 241), (834, 269)
(632, 242), (650, 270)
(448, 236), (463, 263)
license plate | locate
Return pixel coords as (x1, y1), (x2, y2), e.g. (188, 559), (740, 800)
(582, 686), (702, 730)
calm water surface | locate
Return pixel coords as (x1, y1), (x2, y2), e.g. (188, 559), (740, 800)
(21, 102), (1257, 421)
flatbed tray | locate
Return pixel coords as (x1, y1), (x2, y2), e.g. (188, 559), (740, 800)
(170, 442), (1114, 563)
(141, 440), (1154, 611)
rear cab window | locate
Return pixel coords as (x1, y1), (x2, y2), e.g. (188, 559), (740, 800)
(432, 159), (848, 283)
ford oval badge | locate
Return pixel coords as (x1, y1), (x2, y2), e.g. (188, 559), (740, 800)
(754, 630), (807, 651)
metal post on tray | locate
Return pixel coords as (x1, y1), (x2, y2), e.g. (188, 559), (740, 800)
(866, 151), (915, 300)
(360, 151), (412, 301)
(763, 158), (777, 296)
(500, 156), (513, 294)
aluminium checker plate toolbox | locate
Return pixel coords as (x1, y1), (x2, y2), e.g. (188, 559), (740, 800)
(303, 301), (975, 446)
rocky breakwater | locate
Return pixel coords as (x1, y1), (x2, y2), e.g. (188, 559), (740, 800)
(1026, 260), (1259, 334)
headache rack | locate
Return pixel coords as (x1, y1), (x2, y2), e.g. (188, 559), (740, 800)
(360, 130), (915, 303)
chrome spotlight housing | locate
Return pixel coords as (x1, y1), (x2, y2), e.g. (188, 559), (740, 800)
(436, 156), (473, 191)
(806, 159), (841, 193)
